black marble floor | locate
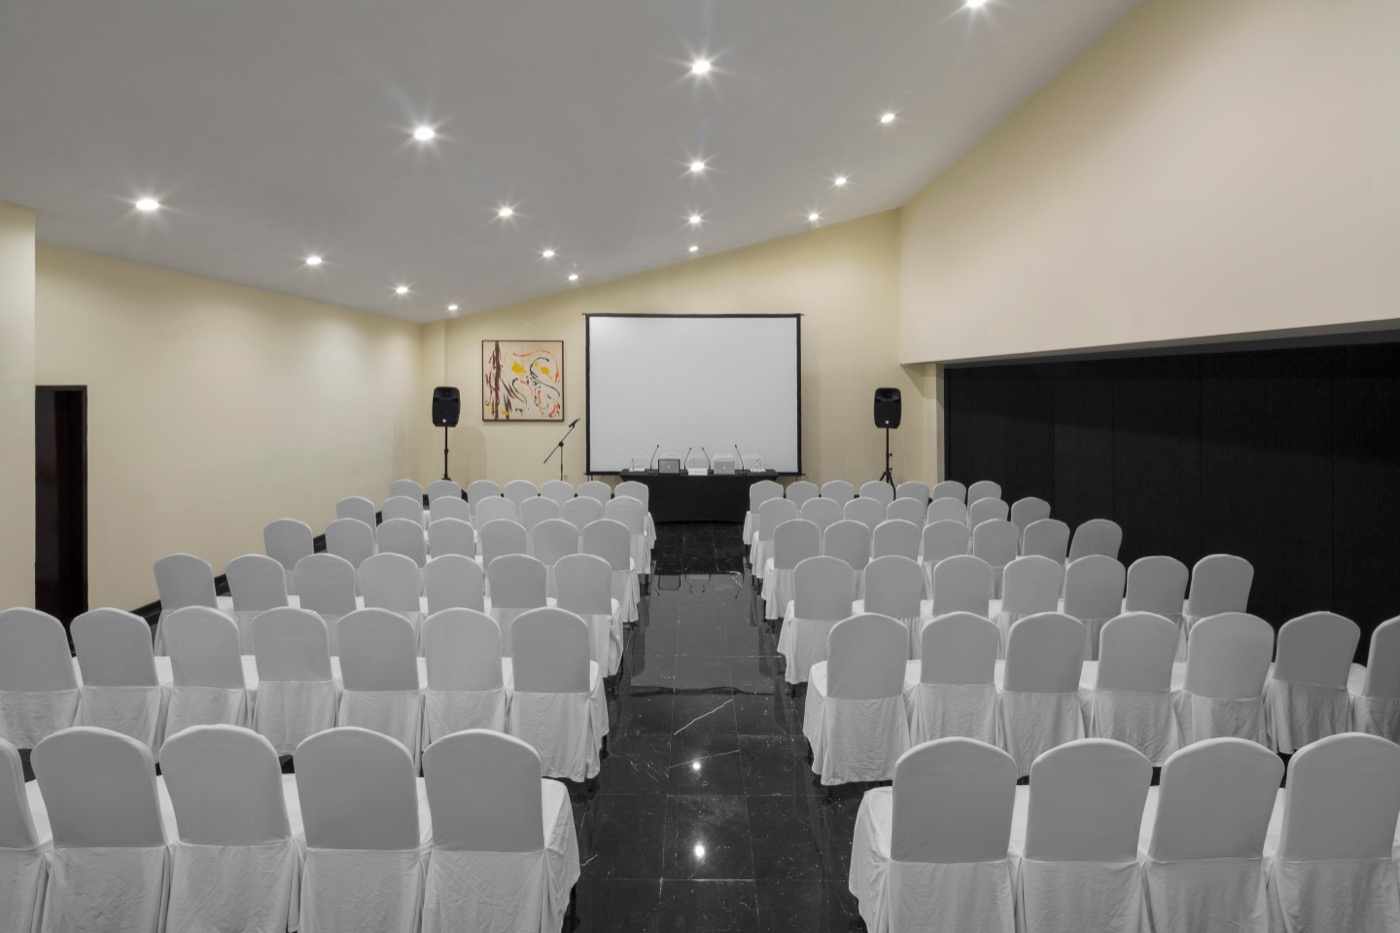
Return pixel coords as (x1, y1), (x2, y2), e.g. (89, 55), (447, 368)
(565, 522), (868, 932)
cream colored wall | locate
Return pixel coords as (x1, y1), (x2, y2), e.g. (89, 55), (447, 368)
(36, 246), (421, 609)
(900, 0), (1400, 364)
(418, 211), (927, 488)
(0, 204), (36, 607)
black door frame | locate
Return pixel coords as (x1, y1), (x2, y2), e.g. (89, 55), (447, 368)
(34, 385), (88, 625)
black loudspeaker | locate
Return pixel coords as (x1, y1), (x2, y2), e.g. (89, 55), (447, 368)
(874, 387), (902, 429)
(432, 386), (461, 427)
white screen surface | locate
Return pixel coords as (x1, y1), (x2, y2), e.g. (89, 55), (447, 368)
(586, 315), (800, 473)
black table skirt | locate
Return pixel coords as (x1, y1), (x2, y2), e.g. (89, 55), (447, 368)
(616, 471), (780, 523)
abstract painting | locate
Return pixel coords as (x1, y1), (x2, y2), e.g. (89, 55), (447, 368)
(481, 339), (564, 421)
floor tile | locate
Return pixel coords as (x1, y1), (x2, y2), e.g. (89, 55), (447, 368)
(662, 795), (754, 880)
(757, 881), (866, 933)
(654, 881), (761, 932)
(575, 794), (667, 879)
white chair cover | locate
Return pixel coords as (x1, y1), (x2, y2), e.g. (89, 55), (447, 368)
(1019, 740), (1150, 933)
(428, 517), (475, 558)
(467, 478), (502, 505)
(508, 609), (607, 781)
(1124, 555), (1188, 631)
(377, 517), (428, 567)
(160, 725), (301, 933)
(421, 610), (510, 744)
(1266, 611), (1360, 753)
(480, 519), (529, 567)
(1008, 496), (1051, 533)
(227, 552), (291, 650)
(0, 738), (46, 933)
(72, 609), (165, 751)
(420, 730), (580, 933)
(920, 520), (970, 595)
(777, 556), (856, 685)
(895, 481), (930, 505)
(884, 497), (925, 526)
(1068, 518), (1122, 561)
(1184, 553), (1254, 633)
(582, 518), (639, 624)
(968, 496), (1009, 528)
(336, 495), (377, 527)
(390, 479), (424, 502)
(1142, 738), (1282, 933)
(763, 519), (820, 620)
(32, 727), (172, 933)
(530, 518), (579, 595)
(820, 479), (855, 503)
(858, 481), (894, 505)
(424, 554), (486, 615)
(1268, 733), (1400, 933)
(162, 606), (248, 737)
(799, 496), (842, 534)
(1020, 518), (1070, 563)
(292, 553), (358, 652)
(540, 479), (574, 504)
(1174, 612), (1273, 746)
(926, 497), (968, 526)
(359, 552), (424, 640)
(555, 553), (625, 675)
(503, 480), (539, 506)
(843, 497), (885, 533)
(743, 479), (783, 545)
(854, 555), (929, 657)
(871, 519), (921, 561)
(1090, 612), (1179, 764)
(605, 496), (650, 576)
(752, 497), (798, 576)
(0, 609), (78, 748)
(338, 609), (425, 768)
(575, 480), (610, 504)
(803, 614), (910, 784)
(967, 480), (1002, 503)
(487, 554), (548, 654)
(931, 479), (966, 502)
(429, 496), (471, 524)
(326, 517), (377, 570)
(785, 480), (819, 506)
(1064, 554), (1126, 660)
(1001, 612), (1086, 776)
(930, 554), (993, 621)
(427, 479), (461, 504)
(264, 518), (314, 592)
(154, 552), (223, 653)
(971, 519), (1018, 598)
(905, 613), (1000, 746)
(519, 495), (560, 533)
(822, 521), (871, 592)
(995, 555), (1063, 656)
(382, 495), (426, 527)
(849, 738), (1017, 933)
(251, 608), (338, 754)
(1354, 616), (1400, 742)
(295, 728), (429, 933)
(476, 496), (521, 527)
(560, 496), (603, 531)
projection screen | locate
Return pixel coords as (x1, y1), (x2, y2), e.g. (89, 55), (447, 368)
(586, 314), (801, 474)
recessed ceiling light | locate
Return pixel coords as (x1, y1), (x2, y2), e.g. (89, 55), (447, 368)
(303, 254), (323, 268)
(689, 57), (713, 78)
(447, 303), (459, 313)
(496, 204), (516, 220)
(394, 284), (410, 296)
(540, 247), (556, 260)
(688, 158), (708, 176)
(133, 196), (161, 213)
(807, 211), (822, 224)
(568, 272), (580, 283)
(411, 124), (437, 143)
(688, 244), (700, 254)
(965, 0), (989, 8)
(880, 111), (897, 126)
(687, 212), (704, 227)
(833, 175), (849, 188)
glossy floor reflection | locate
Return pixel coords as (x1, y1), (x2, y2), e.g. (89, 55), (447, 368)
(566, 523), (868, 932)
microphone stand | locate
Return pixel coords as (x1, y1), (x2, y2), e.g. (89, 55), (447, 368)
(543, 419), (580, 482)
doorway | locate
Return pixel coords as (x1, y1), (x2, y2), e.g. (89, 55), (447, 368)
(35, 386), (87, 626)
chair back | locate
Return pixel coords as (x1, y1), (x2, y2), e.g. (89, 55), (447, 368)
(895, 481), (930, 505)
(1004, 613), (1085, 693)
(382, 495), (424, 526)
(843, 496), (885, 531)
(429, 497), (471, 523)
(1124, 555), (1188, 617)
(863, 555), (924, 621)
(1149, 738), (1282, 860)
(325, 518), (376, 568)
(793, 556), (856, 621)
(226, 553), (288, 613)
(1024, 739), (1150, 861)
(0, 608), (75, 692)
(799, 497), (842, 532)
(164, 607), (243, 688)
(467, 479), (502, 504)
(155, 553), (217, 612)
(828, 614), (908, 699)
(359, 552), (422, 613)
(1278, 733), (1400, 860)
(891, 738), (1016, 863)
(264, 518), (314, 573)
(424, 554), (486, 613)
(561, 496), (604, 530)
(530, 518), (580, 568)
(292, 553), (357, 616)
(519, 495), (560, 531)
(872, 519), (921, 560)
(338, 609), (419, 691)
(970, 519), (1017, 573)
(1188, 554), (1254, 618)
(475, 496), (519, 526)
(581, 518), (631, 572)
(479, 519), (529, 565)
(967, 497), (1009, 527)
(931, 480), (966, 503)
(1095, 612), (1179, 692)
(554, 554), (613, 616)
(784, 480), (818, 506)
(614, 481), (649, 507)
(335, 496), (376, 527)
(1068, 518), (1122, 560)
(427, 479), (461, 504)
(922, 520), (970, 565)
(161, 725), (289, 844)
(252, 608), (332, 682)
(577, 480), (611, 503)
(822, 520), (872, 572)
(429, 517), (476, 558)
(927, 497), (968, 525)
(967, 480), (1001, 503)
(487, 554), (547, 610)
(1274, 611), (1359, 688)
(1063, 555), (1126, 623)
(422, 609), (504, 691)
(424, 730), (543, 852)
(772, 519), (821, 571)
(33, 727), (167, 847)
(921, 613), (999, 685)
(1184, 612), (1273, 699)
(1008, 496), (1051, 533)
(886, 497), (925, 525)
(749, 479), (783, 511)
(1000, 555), (1063, 618)
(390, 479), (423, 502)
(858, 480), (894, 505)
(72, 609), (157, 686)
(819, 479), (854, 503)
(0, 738), (38, 849)
(1020, 518), (1070, 563)
(541, 479), (574, 504)
(930, 555), (993, 617)
(503, 479), (539, 505)
(604, 495), (646, 535)
(376, 517), (427, 566)
(1363, 616), (1400, 699)
(758, 497), (799, 539)
(296, 727), (420, 850)
(512, 608), (590, 692)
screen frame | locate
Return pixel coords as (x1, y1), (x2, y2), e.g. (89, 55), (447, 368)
(584, 312), (803, 476)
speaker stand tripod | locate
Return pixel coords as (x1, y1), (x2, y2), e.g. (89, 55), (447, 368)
(441, 424), (451, 480)
(878, 426), (894, 488)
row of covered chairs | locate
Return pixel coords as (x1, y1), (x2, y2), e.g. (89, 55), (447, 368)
(0, 603), (609, 778)
(848, 732), (1400, 933)
(743, 477), (1006, 544)
(1, 724), (580, 933)
(384, 475), (630, 508)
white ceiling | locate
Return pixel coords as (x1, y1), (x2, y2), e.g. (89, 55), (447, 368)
(0, 0), (1138, 323)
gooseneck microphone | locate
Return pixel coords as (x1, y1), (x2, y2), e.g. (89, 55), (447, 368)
(647, 443), (661, 470)
(734, 443), (746, 470)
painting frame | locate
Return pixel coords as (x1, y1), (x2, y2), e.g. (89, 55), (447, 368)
(481, 339), (565, 422)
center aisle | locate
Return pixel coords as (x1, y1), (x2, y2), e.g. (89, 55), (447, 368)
(566, 523), (868, 932)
